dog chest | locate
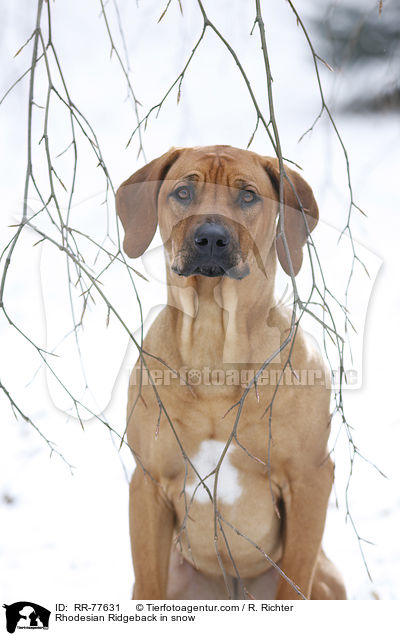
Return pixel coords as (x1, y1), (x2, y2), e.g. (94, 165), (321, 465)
(159, 434), (282, 578)
(185, 439), (242, 505)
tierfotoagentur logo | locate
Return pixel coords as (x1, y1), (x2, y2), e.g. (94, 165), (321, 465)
(2, 602), (51, 633)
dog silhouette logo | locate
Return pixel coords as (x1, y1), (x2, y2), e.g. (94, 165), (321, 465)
(2, 602), (50, 633)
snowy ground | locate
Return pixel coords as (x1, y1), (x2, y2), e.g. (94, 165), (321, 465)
(1, 0), (399, 603)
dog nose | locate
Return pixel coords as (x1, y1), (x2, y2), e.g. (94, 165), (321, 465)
(194, 223), (230, 255)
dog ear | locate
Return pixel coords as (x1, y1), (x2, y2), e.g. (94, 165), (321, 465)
(263, 158), (319, 276)
(116, 148), (182, 258)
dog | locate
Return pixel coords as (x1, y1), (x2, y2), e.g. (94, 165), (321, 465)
(116, 145), (346, 600)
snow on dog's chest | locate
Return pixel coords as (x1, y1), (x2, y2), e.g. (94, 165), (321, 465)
(186, 440), (241, 505)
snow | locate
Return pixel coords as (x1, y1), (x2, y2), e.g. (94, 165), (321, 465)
(1, 0), (399, 603)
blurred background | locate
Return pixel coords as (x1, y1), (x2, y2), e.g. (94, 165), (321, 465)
(0, 0), (399, 600)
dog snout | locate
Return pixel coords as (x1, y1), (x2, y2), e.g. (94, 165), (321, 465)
(194, 223), (230, 256)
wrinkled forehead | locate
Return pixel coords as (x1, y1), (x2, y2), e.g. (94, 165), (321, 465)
(165, 147), (275, 195)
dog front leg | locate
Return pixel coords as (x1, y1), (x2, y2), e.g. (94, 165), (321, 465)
(275, 458), (334, 600)
(129, 467), (175, 599)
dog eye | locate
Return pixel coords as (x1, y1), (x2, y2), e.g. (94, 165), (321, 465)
(238, 190), (259, 206)
(173, 186), (193, 204)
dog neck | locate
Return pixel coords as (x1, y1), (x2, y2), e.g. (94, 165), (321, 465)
(165, 244), (280, 369)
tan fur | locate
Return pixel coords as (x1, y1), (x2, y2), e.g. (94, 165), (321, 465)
(116, 145), (346, 600)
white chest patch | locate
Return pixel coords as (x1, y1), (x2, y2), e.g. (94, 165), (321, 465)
(186, 440), (241, 505)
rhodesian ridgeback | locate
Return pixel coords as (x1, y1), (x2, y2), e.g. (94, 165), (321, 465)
(116, 145), (346, 600)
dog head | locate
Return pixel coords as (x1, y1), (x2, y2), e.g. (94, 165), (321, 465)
(116, 145), (318, 278)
